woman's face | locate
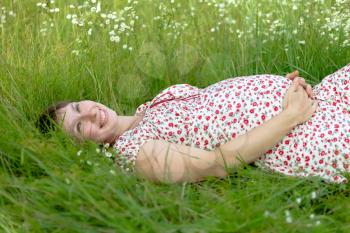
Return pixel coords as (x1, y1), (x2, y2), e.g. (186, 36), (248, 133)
(55, 100), (118, 144)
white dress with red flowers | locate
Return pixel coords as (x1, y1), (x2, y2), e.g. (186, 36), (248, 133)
(113, 64), (350, 183)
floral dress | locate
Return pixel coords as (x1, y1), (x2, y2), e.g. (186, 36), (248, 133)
(113, 63), (350, 183)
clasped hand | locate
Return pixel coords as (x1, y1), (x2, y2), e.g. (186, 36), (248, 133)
(283, 70), (318, 125)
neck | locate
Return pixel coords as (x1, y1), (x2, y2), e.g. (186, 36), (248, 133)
(114, 114), (144, 139)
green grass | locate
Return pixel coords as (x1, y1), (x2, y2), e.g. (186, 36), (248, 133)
(1, 0), (350, 232)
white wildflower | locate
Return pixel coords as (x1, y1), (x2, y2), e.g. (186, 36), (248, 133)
(311, 191), (317, 199)
(310, 214), (315, 219)
(96, 2), (101, 13)
(122, 44), (128, 49)
(77, 150), (82, 156)
(264, 210), (270, 217)
(87, 28), (92, 35)
(86, 160), (92, 165)
(104, 143), (110, 148)
(315, 220), (321, 225)
(71, 50), (79, 56)
(65, 178), (71, 184)
(296, 197), (302, 204)
(104, 152), (113, 158)
(96, 148), (101, 153)
(298, 40), (306, 45)
(110, 169), (116, 175)
(285, 210), (292, 223)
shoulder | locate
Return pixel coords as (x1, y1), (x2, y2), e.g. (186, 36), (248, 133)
(113, 124), (158, 172)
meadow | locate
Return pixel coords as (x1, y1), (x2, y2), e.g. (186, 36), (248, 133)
(0, 0), (350, 232)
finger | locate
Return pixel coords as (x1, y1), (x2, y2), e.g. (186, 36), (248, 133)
(289, 79), (300, 92)
(306, 85), (313, 98)
(286, 70), (299, 80)
(310, 100), (319, 113)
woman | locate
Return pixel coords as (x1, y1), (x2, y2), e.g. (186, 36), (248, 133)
(37, 64), (350, 184)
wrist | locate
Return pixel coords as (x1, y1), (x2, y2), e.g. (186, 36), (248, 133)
(280, 109), (299, 128)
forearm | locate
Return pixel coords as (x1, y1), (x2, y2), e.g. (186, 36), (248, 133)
(215, 110), (298, 168)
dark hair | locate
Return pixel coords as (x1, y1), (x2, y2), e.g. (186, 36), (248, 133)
(35, 101), (73, 135)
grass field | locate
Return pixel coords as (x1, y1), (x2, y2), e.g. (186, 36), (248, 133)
(1, 0), (350, 232)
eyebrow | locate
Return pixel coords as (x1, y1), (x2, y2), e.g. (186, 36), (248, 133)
(69, 103), (77, 134)
(71, 102), (75, 111)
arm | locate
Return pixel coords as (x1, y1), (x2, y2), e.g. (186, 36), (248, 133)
(134, 139), (227, 184)
(135, 109), (297, 184)
(215, 109), (297, 168)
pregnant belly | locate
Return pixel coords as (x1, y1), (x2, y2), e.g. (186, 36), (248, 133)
(201, 75), (292, 135)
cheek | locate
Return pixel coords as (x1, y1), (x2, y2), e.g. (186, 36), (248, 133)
(88, 124), (104, 139)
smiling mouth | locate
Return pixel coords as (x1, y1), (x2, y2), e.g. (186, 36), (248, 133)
(99, 109), (107, 128)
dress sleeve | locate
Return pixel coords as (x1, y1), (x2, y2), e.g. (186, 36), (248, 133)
(113, 125), (159, 172)
(134, 84), (201, 114)
(134, 101), (152, 115)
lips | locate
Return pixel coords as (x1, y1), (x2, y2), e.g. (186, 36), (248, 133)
(99, 109), (107, 128)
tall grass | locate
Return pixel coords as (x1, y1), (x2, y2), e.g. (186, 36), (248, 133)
(0, 0), (350, 232)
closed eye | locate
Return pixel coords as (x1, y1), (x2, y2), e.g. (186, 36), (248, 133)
(76, 103), (80, 113)
(77, 122), (82, 133)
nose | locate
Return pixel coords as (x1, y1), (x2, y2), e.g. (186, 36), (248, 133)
(80, 106), (98, 123)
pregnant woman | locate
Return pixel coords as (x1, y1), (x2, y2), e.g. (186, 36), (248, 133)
(37, 64), (350, 184)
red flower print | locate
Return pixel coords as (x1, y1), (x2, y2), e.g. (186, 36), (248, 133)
(244, 119), (249, 125)
(332, 163), (337, 168)
(319, 159), (324, 164)
(273, 106), (278, 111)
(177, 130), (182, 134)
(284, 140), (290, 145)
(231, 133), (236, 138)
(249, 109), (254, 113)
(261, 115), (266, 120)
(335, 150), (340, 155)
(265, 102), (270, 107)
(194, 127), (198, 133)
(236, 103), (241, 108)
(168, 132), (173, 136)
(215, 110), (220, 114)
(168, 123), (174, 127)
(253, 102), (258, 106)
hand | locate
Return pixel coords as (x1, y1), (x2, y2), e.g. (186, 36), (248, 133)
(283, 78), (318, 126)
(285, 70), (314, 99)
